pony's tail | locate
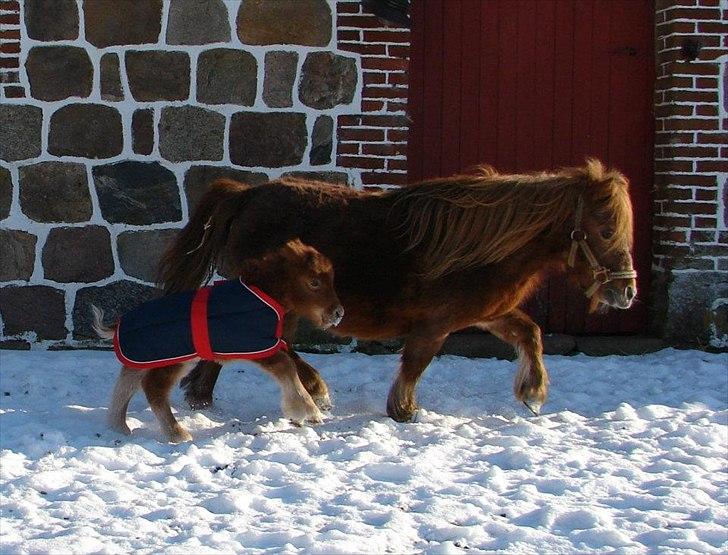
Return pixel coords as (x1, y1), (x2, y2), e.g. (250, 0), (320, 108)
(91, 305), (115, 340)
(157, 179), (252, 293)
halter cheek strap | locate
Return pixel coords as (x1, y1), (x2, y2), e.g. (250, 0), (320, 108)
(567, 196), (637, 298)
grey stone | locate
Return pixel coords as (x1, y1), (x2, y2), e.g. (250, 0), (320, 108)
(132, 109), (154, 155)
(293, 318), (352, 353)
(197, 49), (256, 105)
(25, 0), (79, 41)
(73, 281), (160, 340)
(0, 166), (11, 220)
(126, 51), (190, 102)
(543, 333), (577, 355)
(230, 112), (307, 167)
(117, 229), (178, 283)
(355, 339), (404, 355)
(0, 230), (36, 281)
(281, 171), (349, 186)
(184, 165), (268, 213)
(159, 106), (225, 162)
(657, 272), (728, 346)
(19, 162), (91, 223)
(263, 51), (298, 108)
(84, 0), (162, 48)
(42, 226), (114, 283)
(48, 104), (122, 159)
(237, 0), (332, 46)
(575, 336), (667, 356)
(440, 332), (516, 360)
(0, 286), (67, 340)
(100, 53), (123, 101)
(26, 46), (92, 101)
(310, 115), (333, 165)
(0, 340), (31, 350)
(299, 52), (357, 109)
(166, 0), (230, 45)
(0, 105), (42, 162)
(93, 161), (181, 225)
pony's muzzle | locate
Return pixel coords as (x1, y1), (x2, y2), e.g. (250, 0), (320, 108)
(604, 282), (636, 309)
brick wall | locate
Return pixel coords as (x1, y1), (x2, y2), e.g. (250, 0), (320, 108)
(0, 0), (410, 349)
(336, 0), (410, 188)
(0, 0), (23, 98)
(653, 0), (727, 347)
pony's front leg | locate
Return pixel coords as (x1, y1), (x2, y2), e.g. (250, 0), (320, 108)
(284, 315), (331, 410)
(477, 309), (549, 415)
(387, 332), (448, 422)
(257, 351), (323, 425)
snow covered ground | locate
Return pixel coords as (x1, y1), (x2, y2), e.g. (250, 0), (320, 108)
(0, 348), (726, 554)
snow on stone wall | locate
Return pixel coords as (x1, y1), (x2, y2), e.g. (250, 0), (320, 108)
(0, 0), (410, 348)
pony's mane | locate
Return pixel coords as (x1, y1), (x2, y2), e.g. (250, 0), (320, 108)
(388, 159), (632, 280)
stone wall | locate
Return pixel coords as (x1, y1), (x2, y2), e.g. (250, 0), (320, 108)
(0, 0), (410, 348)
(652, 0), (728, 348)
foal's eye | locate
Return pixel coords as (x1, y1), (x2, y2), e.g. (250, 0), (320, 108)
(309, 278), (322, 289)
(600, 228), (615, 240)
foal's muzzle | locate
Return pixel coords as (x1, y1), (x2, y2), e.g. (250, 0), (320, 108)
(326, 305), (345, 328)
(602, 283), (637, 310)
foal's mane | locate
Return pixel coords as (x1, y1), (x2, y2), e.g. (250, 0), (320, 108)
(388, 159), (631, 280)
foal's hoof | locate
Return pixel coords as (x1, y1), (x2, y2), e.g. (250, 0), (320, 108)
(168, 428), (193, 443)
(387, 401), (418, 423)
(186, 395), (213, 411)
(313, 393), (332, 412)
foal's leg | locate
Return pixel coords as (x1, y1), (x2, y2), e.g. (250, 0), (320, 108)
(108, 366), (143, 435)
(386, 331), (448, 422)
(283, 315), (331, 410)
(477, 309), (549, 414)
(141, 364), (193, 442)
(257, 351), (323, 425)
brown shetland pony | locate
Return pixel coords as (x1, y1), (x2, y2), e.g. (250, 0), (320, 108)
(160, 159), (637, 422)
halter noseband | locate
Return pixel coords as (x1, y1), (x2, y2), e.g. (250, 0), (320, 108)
(567, 196), (637, 298)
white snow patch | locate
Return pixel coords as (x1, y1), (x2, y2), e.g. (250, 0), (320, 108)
(0, 348), (726, 553)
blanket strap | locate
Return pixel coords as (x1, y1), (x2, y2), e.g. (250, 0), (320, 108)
(191, 286), (215, 361)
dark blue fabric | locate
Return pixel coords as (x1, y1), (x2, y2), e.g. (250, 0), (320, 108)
(116, 279), (281, 367)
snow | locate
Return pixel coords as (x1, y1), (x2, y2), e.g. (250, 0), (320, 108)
(1, 348), (726, 554)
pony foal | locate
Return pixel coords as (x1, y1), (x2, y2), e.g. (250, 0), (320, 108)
(94, 240), (343, 442)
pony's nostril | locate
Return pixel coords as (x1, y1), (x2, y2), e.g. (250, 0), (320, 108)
(335, 306), (345, 320)
(625, 286), (636, 301)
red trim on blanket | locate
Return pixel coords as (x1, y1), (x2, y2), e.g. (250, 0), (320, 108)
(191, 286), (214, 361)
(113, 327), (197, 370)
(246, 284), (286, 340)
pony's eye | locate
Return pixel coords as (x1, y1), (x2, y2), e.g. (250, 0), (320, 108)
(601, 228), (615, 240)
(309, 278), (322, 289)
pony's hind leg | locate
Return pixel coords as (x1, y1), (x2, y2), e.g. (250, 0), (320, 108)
(180, 360), (222, 409)
(257, 351), (323, 425)
(108, 367), (143, 435)
(478, 309), (549, 415)
(141, 364), (193, 443)
(386, 331), (448, 422)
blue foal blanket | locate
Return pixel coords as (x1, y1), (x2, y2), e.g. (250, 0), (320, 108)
(114, 279), (285, 369)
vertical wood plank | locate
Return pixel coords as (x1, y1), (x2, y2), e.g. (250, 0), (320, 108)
(459, 0), (482, 171)
(420, 0), (444, 180)
(440, 1), (462, 177)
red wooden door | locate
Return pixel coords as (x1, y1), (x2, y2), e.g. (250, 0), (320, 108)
(407, 0), (654, 334)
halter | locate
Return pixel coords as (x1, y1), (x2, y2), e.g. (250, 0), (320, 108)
(567, 196), (637, 298)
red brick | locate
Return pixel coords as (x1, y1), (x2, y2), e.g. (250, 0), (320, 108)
(386, 101), (407, 112)
(0, 29), (20, 40)
(664, 62), (719, 76)
(363, 85), (407, 99)
(695, 104), (718, 116)
(653, 214), (691, 228)
(362, 143), (406, 156)
(361, 171), (407, 186)
(338, 42), (387, 55)
(387, 72), (408, 86)
(338, 115), (361, 126)
(337, 15), (386, 28)
(336, 1), (361, 15)
(721, 147), (728, 159)
(0, 1), (20, 10)
(0, 57), (19, 69)
(662, 118), (718, 131)
(361, 99), (385, 111)
(0, 70), (19, 83)
(336, 143), (360, 155)
(667, 202), (717, 215)
(656, 21), (696, 33)
(336, 155), (386, 169)
(660, 145), (719, 158)
(338, 128), (385, 142)
(694, 189), (717, 201)
(655, 104), (693, 118)
(697, 132), (728, 144)
(359, 114), (409, 127)
(4, 85), (24, 98)
(659, 187), (693, 201)
(696, 21), (728, 33)
(656, 0), (696, 9)
(363, 30), (410, 43)
(696, 160), (728, 172)
(655, 131), (695, 145)
(663, 90), (717, 103)
(387, 129), (408, 142)
(656, 74), (693, 89)
(695, 77), (718, 88)
(663, 34), (721, 49)
(655, 159), (694, 173)
(0, 13), (19, 24)
(694, 217), (717, 228)
(656, 174), (717, 187)
(361, 56), (409, 71)
(337, 30), (361, 42)
(387, 45), (409, 58)
(655, 230), (688, 243)
(0, 42), (19, 54)
(363, 73), (386, 85)
(387, 158), (408, 171)
(664, 7), (721, 20)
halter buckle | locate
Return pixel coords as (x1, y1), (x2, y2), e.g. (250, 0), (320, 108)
(570, 229), (587, 241)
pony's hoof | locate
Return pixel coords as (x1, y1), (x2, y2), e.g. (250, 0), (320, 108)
(313, 393), (332, 412)
(186, 395), (213, 410)
(168, 428), (193, 443)
(387, 401), (418, 423)
(523, 400), (543, 416)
